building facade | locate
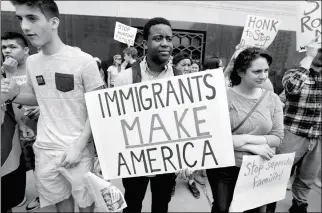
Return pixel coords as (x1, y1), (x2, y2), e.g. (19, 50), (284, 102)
(1, 1), (305, 93)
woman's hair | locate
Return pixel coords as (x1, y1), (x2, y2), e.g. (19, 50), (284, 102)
(113, 54), (122, 66)
(203, 56), (221, 70)
(229, 47), (273, 86)
(172, 51), (192, 66)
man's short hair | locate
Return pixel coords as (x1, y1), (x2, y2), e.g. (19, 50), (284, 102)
(123, 47), (138, 59)
(10, 0), (59, 20)
(143, 17), (172, 40)
(1, 32), (28, 48)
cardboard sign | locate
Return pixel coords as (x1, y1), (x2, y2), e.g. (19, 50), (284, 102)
(229, 153), (295, 212)
(296, 1), (321, 52)
(114, 22), (138, 46)
(85, 69), (235, 179)
(239, 15), (281, 49)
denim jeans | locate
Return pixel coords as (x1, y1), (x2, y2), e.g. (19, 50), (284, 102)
(206, 166), (262, 213)
(276, 129), (321, 206)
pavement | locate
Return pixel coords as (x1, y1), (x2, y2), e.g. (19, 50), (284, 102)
(13, 170), (321, 212)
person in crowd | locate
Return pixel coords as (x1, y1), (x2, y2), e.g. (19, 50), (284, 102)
(1, 73), (27, 213)
(171, 51), (205, 199)
(121, 47), (139, 70)
(206, 47), (284, 213)
(275, 45), (321, 213)
(1, 49), (27, 213)
(114, 17), (193, 213)
(190, 60), (201, 73)
(1, 32), (42, 211)
(224, 45), (275, 92)
(94, 57), (107, 87)
(203, 56), (223, 70)
(107, 54), (122, 87)
(2, 0), (105, 212)
(172, 51), (192, 75)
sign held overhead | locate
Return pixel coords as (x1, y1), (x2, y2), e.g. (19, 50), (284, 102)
(114, 21), (138, 46)
(239, 15), (281, 50)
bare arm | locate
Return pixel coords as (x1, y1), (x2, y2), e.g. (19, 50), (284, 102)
(13, 83), (38, 106)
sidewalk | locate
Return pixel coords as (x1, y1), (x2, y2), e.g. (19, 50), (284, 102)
(13, 170), (321, 212)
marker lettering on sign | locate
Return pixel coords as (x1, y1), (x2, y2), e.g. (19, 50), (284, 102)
(120, 106), (210, 146)
(98, 74), (216, 118)
(117, 140), (218, 176)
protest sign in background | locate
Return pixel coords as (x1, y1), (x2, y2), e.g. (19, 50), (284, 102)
(85, 69), (235, 179)
(239, 15), (281, 50)
(296, 1), (321, 52)
(113, 21), (138, 46)
(229, 153), (295, 212)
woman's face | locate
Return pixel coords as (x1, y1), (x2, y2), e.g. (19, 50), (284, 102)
(114, 56), (122, 65)
(176, 59), (191, 74)
(240, 57), (269, 88)
(190, 63), (199, 72)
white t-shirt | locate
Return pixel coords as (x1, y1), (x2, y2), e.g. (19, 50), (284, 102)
(107, 65), (121, 86)
(26, 45), (104, 150)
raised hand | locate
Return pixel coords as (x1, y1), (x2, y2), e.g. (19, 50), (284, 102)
(2, 57), (18, 73)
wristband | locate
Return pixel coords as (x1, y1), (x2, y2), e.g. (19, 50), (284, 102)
(5, 94), (18, 105)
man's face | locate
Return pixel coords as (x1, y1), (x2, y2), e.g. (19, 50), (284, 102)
(15, 4), (53, 48)
(1, 39), (27, 63)
(145, 24), (173, 64)
(124, 53), (131, 63)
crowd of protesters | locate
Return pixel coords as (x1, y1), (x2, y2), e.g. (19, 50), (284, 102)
(1, 1), (321, 213)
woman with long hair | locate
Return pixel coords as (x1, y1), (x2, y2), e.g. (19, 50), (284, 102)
(206, 47), (284, 213)
(107, 54), (122, 87)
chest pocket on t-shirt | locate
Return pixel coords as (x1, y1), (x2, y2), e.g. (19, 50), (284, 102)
(55, 73), (74, 92)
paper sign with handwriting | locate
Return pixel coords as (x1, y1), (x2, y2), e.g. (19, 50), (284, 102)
(229, 153), (295, 212)
(85, 69), (235, 179)
(239, 15), (281, 49)
(114, 22), (138, 46)
(296, 1), (321, 52)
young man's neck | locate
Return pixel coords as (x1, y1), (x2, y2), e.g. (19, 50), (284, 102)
(146, 55), (167, 73)
(41, 34), (65, 55)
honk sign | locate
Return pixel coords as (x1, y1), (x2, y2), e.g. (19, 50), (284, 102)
(239, 15), (281, 50)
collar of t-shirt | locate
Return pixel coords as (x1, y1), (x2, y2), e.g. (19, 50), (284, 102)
(143, 57), (169, 78)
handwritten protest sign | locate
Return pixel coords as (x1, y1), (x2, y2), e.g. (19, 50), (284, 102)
(296, 1), (321, 52)
(239, 15), (281, 49)
(229, 153), (295, 212)
(85, 69), (235, 179)
(114, 22), (138, 46)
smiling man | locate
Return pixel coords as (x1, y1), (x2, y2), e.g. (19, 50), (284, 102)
(115, 17), (187, 213)
(1, 0), (105, 212)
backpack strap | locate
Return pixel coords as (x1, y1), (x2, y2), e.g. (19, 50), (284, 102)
(132, 63), (142, 83)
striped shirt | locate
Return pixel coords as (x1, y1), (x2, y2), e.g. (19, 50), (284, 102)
(282, 67), (322, 139)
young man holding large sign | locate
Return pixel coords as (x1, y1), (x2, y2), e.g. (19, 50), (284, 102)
(114, 17), (182, 213)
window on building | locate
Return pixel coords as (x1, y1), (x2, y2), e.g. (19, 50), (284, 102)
(134, 28), (206, 64)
